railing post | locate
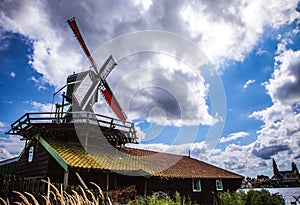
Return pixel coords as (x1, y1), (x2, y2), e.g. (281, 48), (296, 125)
(26, 113), (30, 124)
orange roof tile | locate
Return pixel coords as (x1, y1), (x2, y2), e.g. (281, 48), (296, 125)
(44, 137), (243, 179)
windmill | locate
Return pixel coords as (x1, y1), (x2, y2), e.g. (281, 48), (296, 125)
(6, 17), (137, 148)
(65, 17), (127, 123)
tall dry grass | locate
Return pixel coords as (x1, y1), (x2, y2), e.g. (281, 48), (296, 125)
(0, 178), (105, 205)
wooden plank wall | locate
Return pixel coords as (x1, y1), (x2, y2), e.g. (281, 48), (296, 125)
(16, 140), (49, 178)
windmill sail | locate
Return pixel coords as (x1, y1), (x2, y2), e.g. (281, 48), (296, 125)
(67, 17), (127, 122)
(99, 55), (117, 80)
(68, 17), (97, 73)
(73, 71), (100, 110)
(100, 79), (127, 122)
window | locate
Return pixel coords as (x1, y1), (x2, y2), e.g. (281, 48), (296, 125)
(28, 146), (34, 162)
(192, 179), (201, 192)
(216, 179), (223, 191)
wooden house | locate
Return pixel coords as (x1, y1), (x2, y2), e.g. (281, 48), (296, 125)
(5, 112), (243, 204)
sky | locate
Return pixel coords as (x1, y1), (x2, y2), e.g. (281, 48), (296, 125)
(0, 0), (300, 178)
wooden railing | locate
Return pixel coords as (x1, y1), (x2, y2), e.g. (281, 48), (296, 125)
(6, 112), (137, 141)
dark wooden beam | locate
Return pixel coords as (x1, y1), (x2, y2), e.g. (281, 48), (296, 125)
(63, 170), (69, 191)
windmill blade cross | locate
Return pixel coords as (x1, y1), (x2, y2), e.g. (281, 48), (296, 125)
(67, 17), (127, 122)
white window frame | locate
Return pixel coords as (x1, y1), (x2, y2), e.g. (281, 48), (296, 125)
(192, 179), (201, 192)
(216, 179), (223, 191)
(28, 146), (34, 162)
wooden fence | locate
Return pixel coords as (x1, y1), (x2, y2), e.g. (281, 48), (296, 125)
(0, 174), (137, 204)
(0, 174), (101, 203)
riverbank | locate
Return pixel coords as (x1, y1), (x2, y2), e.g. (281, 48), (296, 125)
(241, 187), (300, 205)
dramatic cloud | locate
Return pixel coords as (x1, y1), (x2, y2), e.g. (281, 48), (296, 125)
(0, 121), (8, 132)
(209, 143), (271, 176)
(252, 144), (290, 160)
(250, 46), (300, 162)
(220, 131), (249, 143)
(180, 0), (299, 67)
(0, 0), (298, 128)
(127, 141), (211, 160)
(266, 49), (300, 105)
(128, 141), (271, 176)
(110, 54), (215, 126)
(0, 1), (83, 87)
(0, 0), (298, 83)
(0, 0), (299, 175)
(250, 102), (300, 160)
(0, 135), (24, 160)
(243, 79), (255, 89)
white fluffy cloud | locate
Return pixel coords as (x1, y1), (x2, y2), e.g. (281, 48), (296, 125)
(250, 47), (300, 161)
(30, 101), (54, 113)
(10, 71), (16, 78)
(266, 50), (300, 105)
(0, 135), (24, 160)
(180, 0), (299, 67)
(127, 141), (211, 160)
(0, 1), (83, 87)
(0, 121), (8, 132)
(210, 143), (269, 176)
(111, 54), (215, 126)
(243, 79), (255, 89)
(0, 0), (298, 127)
(220, 131), (249, 143)
(127, 140), (271, 176)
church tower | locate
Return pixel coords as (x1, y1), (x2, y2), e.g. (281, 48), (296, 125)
(272, 158), (280, 178)
(292, 162), (300, 177)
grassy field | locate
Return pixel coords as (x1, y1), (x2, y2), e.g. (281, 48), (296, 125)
(0, 178), (104, 205)
(0, 178), (285, 205)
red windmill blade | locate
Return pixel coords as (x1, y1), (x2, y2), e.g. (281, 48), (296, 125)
(68, 17), (97, 73)
(67, 17), (127, 122)
(100, 79), (127, 122)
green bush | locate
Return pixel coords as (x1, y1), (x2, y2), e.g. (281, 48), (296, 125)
(134, 192), (194, 205)
(214, 189), (285, 205)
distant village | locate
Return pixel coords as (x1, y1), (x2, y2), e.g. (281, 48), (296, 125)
(241, 159), (300, 188)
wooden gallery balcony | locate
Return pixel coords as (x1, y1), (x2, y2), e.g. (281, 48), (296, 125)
(6, 112), (138, 147)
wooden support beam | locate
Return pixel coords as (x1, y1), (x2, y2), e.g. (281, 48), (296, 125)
(63, 170), (69, 191)
(144, 179), (147, 196)
(106, 173), (110, 203)
(75, 171), (88, 190)
(106, 173), (109, 191)
(85, 131), (89, 151)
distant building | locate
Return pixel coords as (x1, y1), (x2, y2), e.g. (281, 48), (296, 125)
(271, 158), (300, 182)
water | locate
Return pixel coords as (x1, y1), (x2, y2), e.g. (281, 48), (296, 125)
(242, 187), (300, 205)
(267, 188), (300, 205)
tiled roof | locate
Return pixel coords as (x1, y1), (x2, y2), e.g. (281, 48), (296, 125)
(43, 137), (243, 179)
